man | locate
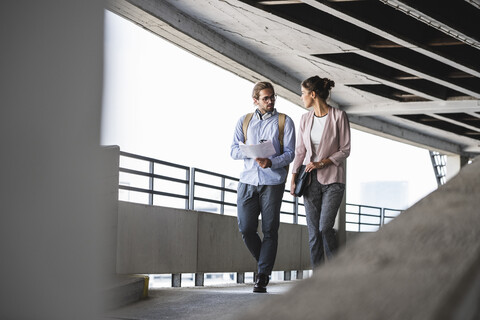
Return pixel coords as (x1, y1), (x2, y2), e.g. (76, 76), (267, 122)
(230, 81), (295, 293)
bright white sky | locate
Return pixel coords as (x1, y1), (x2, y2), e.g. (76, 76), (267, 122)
(101, 11), (437, 209)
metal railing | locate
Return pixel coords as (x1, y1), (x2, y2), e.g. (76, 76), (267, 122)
(119, 151), (401, 230)
(119, 151), (191, 208)
(188, 167), (238, 214)
(346, 204), (402, 232)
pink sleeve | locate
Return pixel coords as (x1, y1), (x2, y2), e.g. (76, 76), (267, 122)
(329, 111), (351, 166)
(292, 114), (308, 173)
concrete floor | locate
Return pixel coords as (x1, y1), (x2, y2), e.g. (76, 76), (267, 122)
(103, 280), (297, 320)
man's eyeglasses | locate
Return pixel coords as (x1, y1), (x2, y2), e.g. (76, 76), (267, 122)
(259, 94), (277, 103)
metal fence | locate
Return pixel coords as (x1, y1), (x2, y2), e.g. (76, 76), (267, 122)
(119, 151), (401, 231)
(345, 204), (402, 232)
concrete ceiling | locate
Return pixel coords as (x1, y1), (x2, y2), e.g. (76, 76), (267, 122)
(108, 0), (480, 158)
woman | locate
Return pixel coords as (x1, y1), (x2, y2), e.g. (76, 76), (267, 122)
(291, 76), (351, 269)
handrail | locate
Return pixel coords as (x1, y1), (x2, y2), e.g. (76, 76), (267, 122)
(189, 167), (239, 214)
(119, 151), (402, 230)
(346, 204), (402, 232)
(119, 151), (191, 170)
(119, 151), (190, 208)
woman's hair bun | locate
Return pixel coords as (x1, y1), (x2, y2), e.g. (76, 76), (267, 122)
(323, 78), (335, 90)
(302, 76), (335, 100)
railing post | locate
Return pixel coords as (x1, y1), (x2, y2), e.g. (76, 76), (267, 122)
(148, 160), (154, 205)
(185, 168), (190, 210)
(358, 205), (362, 232)
(220, 177), (225, 215)
(380, 208), (385, 227)
(189, 167), (195, 210)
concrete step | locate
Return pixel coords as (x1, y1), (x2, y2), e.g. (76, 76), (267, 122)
(104, 275), (149, 310)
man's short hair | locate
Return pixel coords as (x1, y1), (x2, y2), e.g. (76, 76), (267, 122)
(252, 81), (274, 99)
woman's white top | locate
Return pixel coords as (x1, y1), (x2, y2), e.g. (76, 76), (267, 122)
(310, 114), (328, 159)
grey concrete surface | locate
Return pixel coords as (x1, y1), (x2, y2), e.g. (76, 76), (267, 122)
(196, 210), (257, 273)
(116, 203), (310, 274)
(103, 281), (297, 320)
(234, 157), (480, 320)
(2, 1), (106, 319)
(104, 276), (147, 310)
(117, 203), (199, 274)
(100, 146), (121, 276)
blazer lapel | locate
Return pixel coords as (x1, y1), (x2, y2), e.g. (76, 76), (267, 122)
(304, 110), (315, 161)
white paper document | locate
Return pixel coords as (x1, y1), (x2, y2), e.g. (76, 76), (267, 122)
(239, 140), (276, 159)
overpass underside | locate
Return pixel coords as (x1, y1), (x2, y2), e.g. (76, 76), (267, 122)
(108, 0), (480, 160)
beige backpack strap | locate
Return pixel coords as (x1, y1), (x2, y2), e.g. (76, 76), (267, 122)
(242, 112), (254, 143)
(278, 113), (285, 153)
(278, 113), (289, 174)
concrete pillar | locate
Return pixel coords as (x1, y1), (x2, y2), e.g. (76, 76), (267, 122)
(172, 274), (182, 287)
(296, 270), (304, 280)
(195, 273), (204, 286)
(446, 155), (469, 182)
(237, 272), (245, 284)
(284, 271), (291, 281)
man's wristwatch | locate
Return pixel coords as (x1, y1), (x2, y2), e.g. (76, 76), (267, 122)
(319, 161), (325, 169)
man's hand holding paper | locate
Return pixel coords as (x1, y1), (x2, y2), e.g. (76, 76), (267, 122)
(238, 140), (276, 159)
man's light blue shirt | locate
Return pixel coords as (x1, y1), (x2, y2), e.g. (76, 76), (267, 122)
(230, 109), (296, 186)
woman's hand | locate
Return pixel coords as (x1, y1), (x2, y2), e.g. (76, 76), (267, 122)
(305, 161), (320, 172)
(305, 158), (331, 172)
(290, 174), (297, 195)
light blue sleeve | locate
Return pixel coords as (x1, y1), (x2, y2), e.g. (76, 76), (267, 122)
(230, 116), (248, 160)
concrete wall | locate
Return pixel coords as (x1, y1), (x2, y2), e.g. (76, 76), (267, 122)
(197, 211), (256, 273)
(1, 1), (106, 319)
(99, 146), (121, 276)
(117, 202), (311, 274)
(117, 203), (198, 274)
